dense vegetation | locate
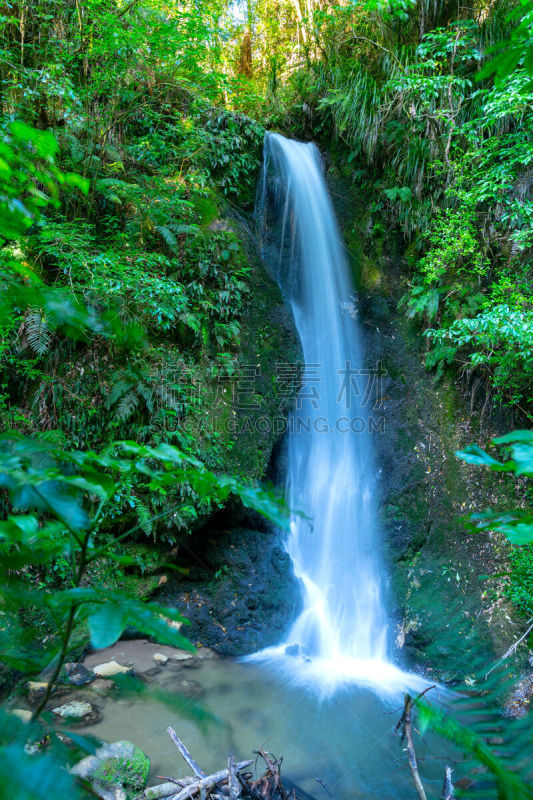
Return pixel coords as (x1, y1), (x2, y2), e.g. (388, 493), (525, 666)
(1, 0), (533, 797)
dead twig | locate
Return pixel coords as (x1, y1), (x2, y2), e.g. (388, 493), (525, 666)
(228, 754), (241, 800)
(396, 694), (428, 800)
(485, 618), (533, 680)
(166, 762), (254, 800)
(442, 766), (454, 799)
(237, 773), (263, 800)
(314, 778), (333, 800)
(167, 727), (206, 778)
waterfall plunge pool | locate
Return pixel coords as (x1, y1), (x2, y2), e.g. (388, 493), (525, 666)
(82, 648), (451, 800)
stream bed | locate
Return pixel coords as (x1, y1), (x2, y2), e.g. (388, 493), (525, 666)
(83, 643), (451, 800)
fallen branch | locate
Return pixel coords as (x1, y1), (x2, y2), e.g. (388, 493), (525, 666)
(167, 762), (254, 800)
(145, 783), (189, 800)
(411, 686), (437, 706)
(145, 732), (286, 800)
(396, 694), (427, 800)
(237, 773), (263, 800)
(442, 766), (454, 799)
(228, 754), (240, 800)
(167, 727), (206, 778)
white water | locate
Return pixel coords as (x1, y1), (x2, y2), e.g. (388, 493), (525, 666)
(251, 133), (420, 695)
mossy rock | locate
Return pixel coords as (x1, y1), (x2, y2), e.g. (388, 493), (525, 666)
(71, 740), (150, 800)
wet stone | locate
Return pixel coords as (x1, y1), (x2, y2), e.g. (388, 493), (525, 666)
(10, 708), (32, 723)
(169, 650), (196, 662)
(93, 661), (134, 678)
(52, 700), (93, 720)
(27, 681), (50, 705)
(61, 662), (96, 686)
(176, 679), (204, 698)
(181, 659), (202, 669)
(90, 678), (116, 695)
(143, 666), (163, 678)
(195, 647), (216, 659)
(71, 740), (150, 800)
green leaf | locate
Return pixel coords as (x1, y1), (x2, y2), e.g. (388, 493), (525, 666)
(455, 445), (502, 467)
(494, 431), (533, 445)
(88, 604), (129, 649)
(62, 172), (90, 195)
(499, 522), (533, 545)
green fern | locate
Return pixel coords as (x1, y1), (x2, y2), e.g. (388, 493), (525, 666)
(24, 312), (52, 356)
(134, 499), (153, 536)
(425, 343), (457, 379)
(117, 390), (140, 421)
(399, 286), (441, 322)
(166, 222), (199, 236)
(107, 379), (135, 407)
(36, 429), (67, 446)
(95, 177), (134, 204)
(155, 224), (178, 251)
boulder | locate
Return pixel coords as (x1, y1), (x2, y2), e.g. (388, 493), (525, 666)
(71, 740), (150, 800)
(284, 644), (300, 657)
(159, 527), (302, 656)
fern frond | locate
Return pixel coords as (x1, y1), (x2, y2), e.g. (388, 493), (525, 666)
(136, 382), (154, 412)
(134, 500), (153, 536)
(25, 311), (52, 356)
(117, 390), (139, 421)
(107, 379), (134, 407)
(155, 225), (178, 251)
(36, 429), (67, 446)
(167, 222), (199, 237)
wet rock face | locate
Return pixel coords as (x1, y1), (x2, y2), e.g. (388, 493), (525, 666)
(161, 519), (302, 655)
(150, 213), (302, 658)
(357, 282), (521, 681)
(216, 213), (302, 481)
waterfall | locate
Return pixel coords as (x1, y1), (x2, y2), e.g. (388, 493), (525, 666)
(251, 133), (415, 693)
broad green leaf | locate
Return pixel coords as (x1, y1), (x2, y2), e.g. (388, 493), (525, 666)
(494, 431), (533, 445)
(455, 445), (502, 467)
(499, 522), (533, 545)
(88, 604), (129, 649)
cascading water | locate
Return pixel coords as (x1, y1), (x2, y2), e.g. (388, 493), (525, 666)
(251, 133), (417, 693)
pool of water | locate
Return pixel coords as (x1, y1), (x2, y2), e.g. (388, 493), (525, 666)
(83, 653), (451, 800)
